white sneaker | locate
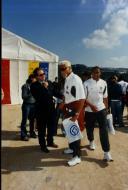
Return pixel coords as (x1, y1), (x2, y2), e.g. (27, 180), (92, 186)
(103, 152), (113, 162)
(63, 148), (73, 154)
(89, 141), (96, 150)
(68, 156), (81, 166)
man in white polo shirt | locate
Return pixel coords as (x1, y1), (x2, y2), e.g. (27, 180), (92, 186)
(84, 66), (113, 161)
(59, 60), (85, 166)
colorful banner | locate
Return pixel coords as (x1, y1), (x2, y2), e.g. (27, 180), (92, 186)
(28, 61), (39, 75)
(1, 59), (11, 104)
(39, 62), (49, 80)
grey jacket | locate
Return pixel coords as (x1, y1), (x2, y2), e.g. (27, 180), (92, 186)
(22, 83), (35, 104)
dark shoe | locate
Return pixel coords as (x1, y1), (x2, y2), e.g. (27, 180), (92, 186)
(119, 123), (125, 128)
(41, 146), (50, 153)
(21, 136), (29, 141)
(30, 132), (37, 138)
(119, 124), (125, 128)
(47, 143), (58, 148)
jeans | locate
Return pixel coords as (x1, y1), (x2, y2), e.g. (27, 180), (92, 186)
(110, 100), (124, 127)
(21, 103), (36, 137)
(85, 109), (110, 152)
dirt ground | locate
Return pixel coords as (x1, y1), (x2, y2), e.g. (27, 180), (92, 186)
(1, 105), (128, 190)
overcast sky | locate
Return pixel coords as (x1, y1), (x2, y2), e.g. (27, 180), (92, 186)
(2, 0), (128, 68)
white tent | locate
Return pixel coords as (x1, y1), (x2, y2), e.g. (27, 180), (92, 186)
(2, 28), (59, 63)
(2, 28), (59, 104)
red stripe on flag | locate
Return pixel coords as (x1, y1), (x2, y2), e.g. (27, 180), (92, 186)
(1, 59), (11, 104)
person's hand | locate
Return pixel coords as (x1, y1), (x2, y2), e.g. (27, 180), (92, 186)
(107, 108), (110, 114)
(90, 105), (98, 112)
(70, 113), (79, 122)
(43, 81), (48, 88)
(58, 102), (65, 110)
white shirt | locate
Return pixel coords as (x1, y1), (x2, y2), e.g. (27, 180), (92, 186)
(118, 80), (128, 95)
(64, 72), (85, 104)
(84, 78), (108, 112)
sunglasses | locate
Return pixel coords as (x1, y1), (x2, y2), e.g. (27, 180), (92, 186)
(60, 67), (68, 71)
(38, 73), (45, 76)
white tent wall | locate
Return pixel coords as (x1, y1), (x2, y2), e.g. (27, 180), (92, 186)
(2, 30), (19, 59)
(49, 62), (58, 81)
(2, 28), (59, 63)
(18, 60), (29, 104)
(10, 60), (19, 104)
(19, 38), (57, 62)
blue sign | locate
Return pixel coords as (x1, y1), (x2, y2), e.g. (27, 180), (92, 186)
(39, 62), (49, 80)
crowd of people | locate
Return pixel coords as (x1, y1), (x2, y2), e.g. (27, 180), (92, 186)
(20, 60), (128, 166)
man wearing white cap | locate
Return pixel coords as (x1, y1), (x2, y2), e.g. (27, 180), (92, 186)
(59, 60), (85, 166)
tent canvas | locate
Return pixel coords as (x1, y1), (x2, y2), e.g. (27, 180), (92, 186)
(1, 28), (59, 104)
(2, 28), (59, 63)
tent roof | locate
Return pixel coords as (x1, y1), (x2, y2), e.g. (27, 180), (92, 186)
(2, 28), (59, 62)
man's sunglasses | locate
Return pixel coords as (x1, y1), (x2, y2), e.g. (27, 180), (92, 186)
(60, 67), (68, 71)
(38, 73), (45, 76)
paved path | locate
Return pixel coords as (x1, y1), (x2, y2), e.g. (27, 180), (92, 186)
(1, 105), (128, 190)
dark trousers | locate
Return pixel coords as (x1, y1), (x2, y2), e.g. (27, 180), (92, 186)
(69, 140), (81, 157)
(36, 110), (55, 148)
(110, 100), (124, 127)
(21, 103), (35, 137)
(85, 109), (110, 152)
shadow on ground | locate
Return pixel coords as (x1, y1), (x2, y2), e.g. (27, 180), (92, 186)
(1, 143), (109, 175)
(2, 130), (20, 141)
(115, 116), (128, 133)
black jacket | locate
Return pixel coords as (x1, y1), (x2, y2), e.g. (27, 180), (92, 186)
(30, 81), (62, 113)
(108, 82), (123, 101)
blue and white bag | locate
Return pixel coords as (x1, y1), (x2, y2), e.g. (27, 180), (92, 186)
(62, 118), (83, 143)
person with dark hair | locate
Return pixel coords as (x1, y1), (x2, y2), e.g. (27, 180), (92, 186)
(108, 75), (124, 128)
(84, 66), (113, 161)
(31, 67), (62, 153)
(20, 74), (37, 141)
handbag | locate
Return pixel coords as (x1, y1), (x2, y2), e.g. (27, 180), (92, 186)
(62, 118), (83, 143)
(106, 113), (115, 135)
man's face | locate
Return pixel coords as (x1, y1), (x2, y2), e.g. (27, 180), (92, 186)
(60, 65), (71, 78)
(92, 69), (101, 81)
(36, 70), (46, 81)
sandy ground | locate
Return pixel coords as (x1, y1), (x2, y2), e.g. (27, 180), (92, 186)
(1, 105), (128, 190)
